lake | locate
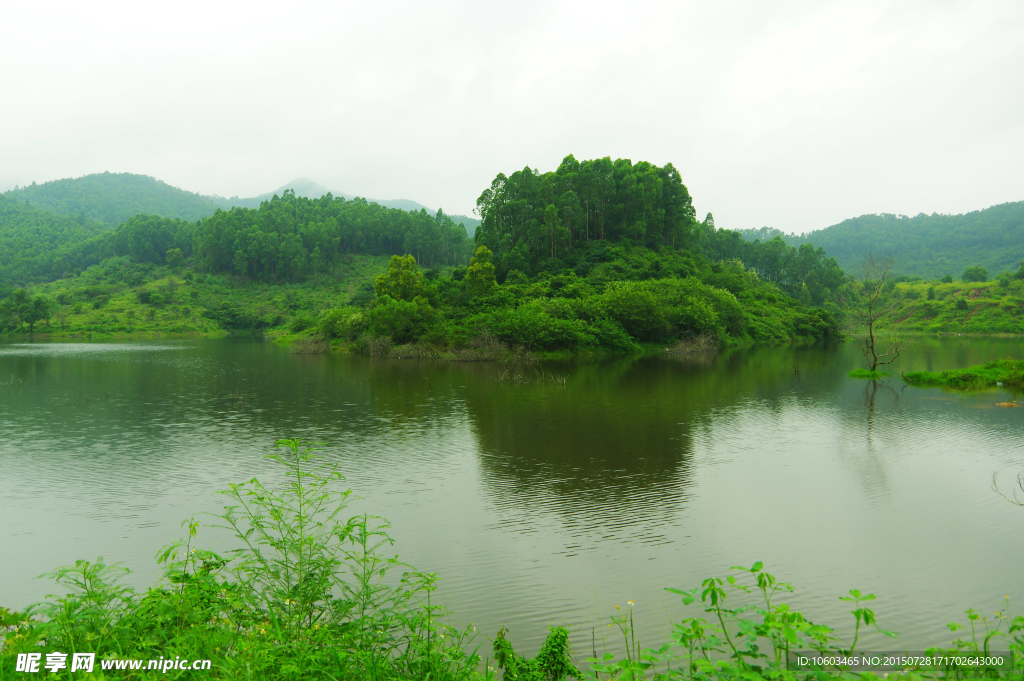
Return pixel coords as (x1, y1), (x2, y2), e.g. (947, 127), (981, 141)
(1, 336), (1022, 657)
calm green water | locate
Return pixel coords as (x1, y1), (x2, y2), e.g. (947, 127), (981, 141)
(1, 337), (1022, 656)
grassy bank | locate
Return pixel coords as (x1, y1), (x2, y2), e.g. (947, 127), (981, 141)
(903, 359), (1024, 391)
(2, 438), (1022, 680)
(888, 276), (1024, 334)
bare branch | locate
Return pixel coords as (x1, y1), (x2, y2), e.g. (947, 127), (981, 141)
(992, 472), (1024, 507)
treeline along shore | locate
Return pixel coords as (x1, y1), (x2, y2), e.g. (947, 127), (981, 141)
(2, 155), (1023, 352)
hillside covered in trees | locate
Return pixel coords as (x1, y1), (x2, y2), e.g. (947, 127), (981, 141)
(3, 172), (222, 227)
(736, 202), (1024, 280)
(0, 195), (112, 284)
(4, 172), (481, 240)
(0, 191), (475, 287)
(1, 156), (845, 351)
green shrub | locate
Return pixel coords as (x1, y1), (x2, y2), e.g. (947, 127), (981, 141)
(316, 307), (365, 340)
(962, 266), (988, 283)
(483, 302), (593, 349)
(364, 295), (436, 344)
(596, 281), (668, 341)
(288, 313), (317, 333)
(588, 318), (640, 352)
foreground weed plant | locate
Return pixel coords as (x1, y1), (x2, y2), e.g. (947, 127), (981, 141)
(0, 439), (484, 680)
(570, 562), (1024, 681)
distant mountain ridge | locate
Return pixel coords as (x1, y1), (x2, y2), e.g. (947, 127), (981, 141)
(3, 173), (480, 235)
(735, 202), (1024, 280)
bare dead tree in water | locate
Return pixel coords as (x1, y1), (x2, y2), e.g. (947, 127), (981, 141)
(992, 472), (1024, 507)
(846, 256), (907, 373)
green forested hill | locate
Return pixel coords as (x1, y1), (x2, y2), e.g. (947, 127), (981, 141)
(0, 191), (475, 287)
(4, 172), (481, 240)
(3, 172), (221, 227)
(0, 195), (110, 285)
(0, 174), (484, 285)
(737, 202), (1024, 280)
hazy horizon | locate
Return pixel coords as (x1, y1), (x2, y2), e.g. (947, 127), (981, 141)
(2, 0), (1021, 234)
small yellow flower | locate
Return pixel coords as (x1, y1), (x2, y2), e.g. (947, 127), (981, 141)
(628, 600), (634, 605)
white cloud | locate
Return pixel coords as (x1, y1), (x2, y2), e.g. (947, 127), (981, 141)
(1, 0), (1021, 231)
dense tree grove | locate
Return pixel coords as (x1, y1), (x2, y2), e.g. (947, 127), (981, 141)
(473, 156), (845, 305)
(474, 155), (698, 274)
(695, 221), (845, 305)
(194, 193), (473, 278)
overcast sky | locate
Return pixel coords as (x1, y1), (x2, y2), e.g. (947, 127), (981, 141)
(2, 0), (1021, 232)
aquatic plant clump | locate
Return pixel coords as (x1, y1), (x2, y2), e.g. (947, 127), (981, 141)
(848, 369), (891, 380)
(903, 359), (1024, 390)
